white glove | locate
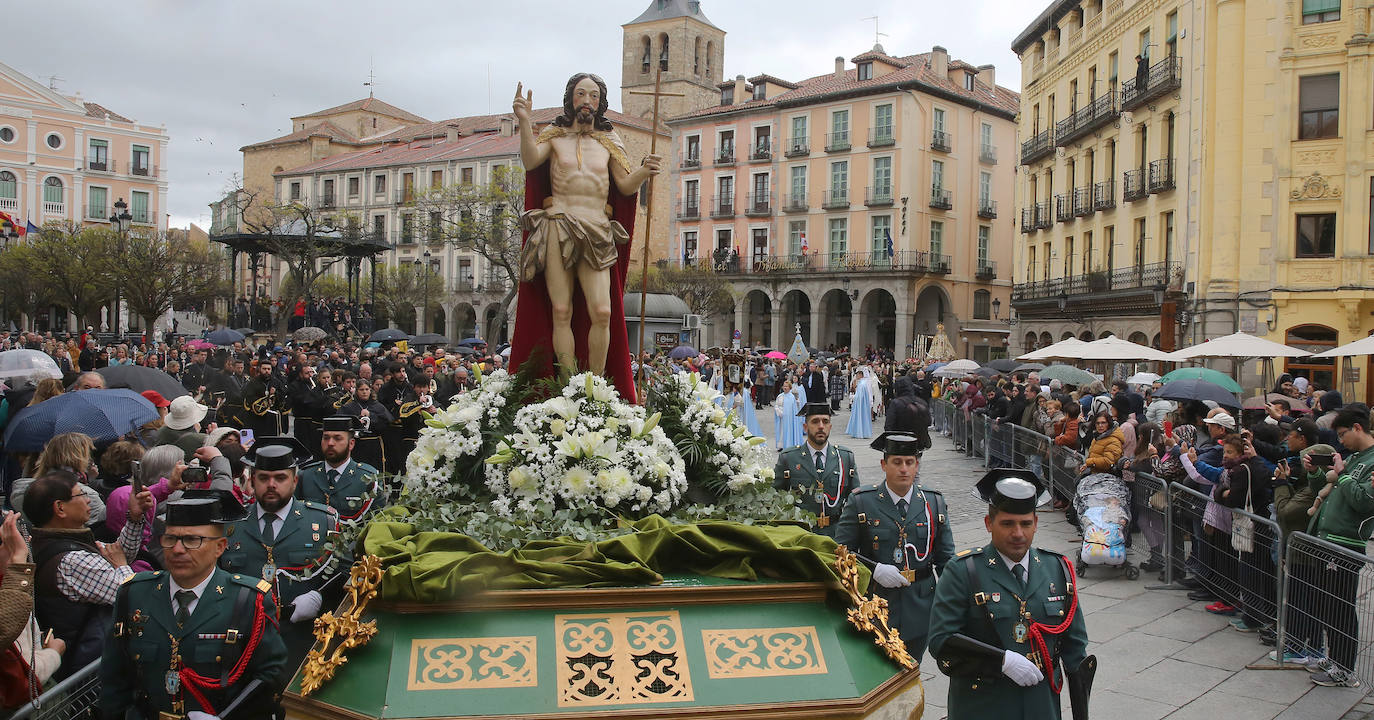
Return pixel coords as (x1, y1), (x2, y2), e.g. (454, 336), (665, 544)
(289, 590), (323, 623)
(187, 713), (221, 720)
(872, 563), (910, 589)
(1002, 650), (1044, 687)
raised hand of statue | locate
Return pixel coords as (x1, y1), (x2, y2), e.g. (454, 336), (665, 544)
(512, 82), (533, 124)
(641, 154), (663, 176)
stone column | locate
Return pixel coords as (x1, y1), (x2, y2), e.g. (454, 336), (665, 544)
(850, 302), (864, 354)
(770, 304), (784, 349)
(734, 301), (746, 347)
(808, 304), (822, 347)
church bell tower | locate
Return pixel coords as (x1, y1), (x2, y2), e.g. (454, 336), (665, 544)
(621, 0), (725, 120)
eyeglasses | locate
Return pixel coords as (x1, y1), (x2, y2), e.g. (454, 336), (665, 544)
(159, 534), (217, 550)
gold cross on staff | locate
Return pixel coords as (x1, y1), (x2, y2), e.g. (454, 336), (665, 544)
(629, 68), (684, 398)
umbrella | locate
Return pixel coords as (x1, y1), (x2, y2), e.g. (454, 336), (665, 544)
(1125, 372), (1161, 385)
(764, 351), (787, 360)
(452, 345), (477, 356)
(973, 367), (1000, 378)
(2, 389), (159, 453)
(1154, 378), (1241, 409)
(458, 337), (487, 347)
(1071, 335), (1174, 362)
(96, 365), (188, 400)
(984, 358), (1021, 373)
(942, 359), (980, 373)
(1243, 393), (1311, 412)
(925, 362), (949, 373)
(668, 345), (698, 360)
(1315, 334), (1374, 358)
(293, 326), (329, 343)
(1038, 364), (1101, 387)
(1159, 367), (1243, 393)
(185, 339), (215, 351)
(205, 328), (245, 346)
(233, 327), (256, 336)
(1017, 337), (1090, 362)
(932, 366), (973, 379)
(1168, 332), (1310, 360)
(411, 333), (450, 346)
(1013, 362), (1046, 372)
(0, 349), (62, 381)
(370, 328), (409, 342)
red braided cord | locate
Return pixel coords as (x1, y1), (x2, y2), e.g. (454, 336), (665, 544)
(1025, 556), (1079, 694)
(180, 591), (268, 714)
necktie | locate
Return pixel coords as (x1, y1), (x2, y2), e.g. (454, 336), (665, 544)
(327, 469), (341, 488)
(175, 590), (195, 625)
(814, 451), (825, 472)
(1013, 563), (1027, 587)
(897, 499), (909, 515)
(262, 512), (277, 545)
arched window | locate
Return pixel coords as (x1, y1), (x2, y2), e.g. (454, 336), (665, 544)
(641, 36), (651, 73)
(694, 37), (702, 75)
(1128, 331), (1149, 346)
(1062, 331), (1077, 341)
(1079, 331), (1095, 341)
(706, 41), (714, 76)
(42, 176), (63, 204)
(1286, 324), (1339, 389)
(0, 171), (15, 199)
(658, 33), (670, 72)
(1040, 332), (1053, 347)
(1025, 332), (1038, 351)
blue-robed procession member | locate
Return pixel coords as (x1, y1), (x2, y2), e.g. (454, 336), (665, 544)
(100, 489), (288, 720)
(773, 402), (861, 536)
(835, 431), (954, 662)
(296, 416), (383, 523)
(927, 470), (1094, 720)
(219, 439), (347, 674)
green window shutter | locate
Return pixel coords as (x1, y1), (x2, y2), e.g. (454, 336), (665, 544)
(1303, 0), (1340, 14)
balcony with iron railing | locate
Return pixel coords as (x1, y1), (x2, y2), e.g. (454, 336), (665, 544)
(749, 143), (771, 162)
(744, 192), (772, 216)
(710, 194), (735, 218)
(825, 132), (851, 152)
(1121, 55), (1183, 111)
(1020, 207), (1034, 234)
(980, 144), (997, 164)
(677, 199), (701, 220)
(1021, 129), (1054, 165)
(715, 149), (736, 166)
(865, 186), (894, 207)
(822, 188), (850, 209)
(1012, 261), (1182, 304)
(130, 164), (158, 178)
(661, 250), (954, 276)
(1055, 91), (1118, 147)
(87, 157), (113, 173)
(782, 193), (808, 213)
(1072, 187), (1093, 217)
(929, 187), (951, 210)
(978, 198), (998, 219)
(1033, 201), (1052, 230)
(976, 261), (997, 280)
(85, 204), (109, 221)
(132, 207), (153, 224)
(680, 154), (701, 169)
(1055, 194), (1073, 222)
(1148, 158), (1176, 193)
(1093, 180), (1116, 210)
(784, 138), (809, 157)
(1123, 169), (1148, 202)
(931, 129), (951, 152)
(868, 127), (895, 148)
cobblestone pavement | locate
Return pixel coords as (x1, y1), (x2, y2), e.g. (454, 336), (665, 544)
(757, 403), (1371, 719)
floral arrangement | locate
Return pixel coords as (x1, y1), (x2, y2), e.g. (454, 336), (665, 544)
(657, 372), (773, 492)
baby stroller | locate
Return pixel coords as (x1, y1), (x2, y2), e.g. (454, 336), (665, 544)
(1073, 472), (1139, 580)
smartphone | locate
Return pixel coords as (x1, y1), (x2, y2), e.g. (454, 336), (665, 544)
(239, 429), (255, 448)
(1310, 453), (1335, 467)
(130, 460), (143, 496)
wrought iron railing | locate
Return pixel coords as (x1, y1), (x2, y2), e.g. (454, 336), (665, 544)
(1122, 55), (1182, 110)
(1012, 261), (1181, 301)
(1148, 158), (1176, 193)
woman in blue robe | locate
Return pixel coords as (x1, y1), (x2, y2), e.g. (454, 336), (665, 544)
(845, 367), (874, 439)
(773, 379), (803, 449)
(718, 384), (762, 437)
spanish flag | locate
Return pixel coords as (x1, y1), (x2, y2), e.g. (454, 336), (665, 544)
(0, 211), (25, 236)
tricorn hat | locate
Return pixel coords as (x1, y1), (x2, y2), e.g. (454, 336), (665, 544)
(321, 416), (357, 434)
(797, 402), (832, 418)
(869, 431), (924, 457)
(164, 489), (247, 526)
(973, 469), (1050, 514)
(243, 436), (313, 471)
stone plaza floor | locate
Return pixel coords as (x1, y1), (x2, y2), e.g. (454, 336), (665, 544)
(754, 402), (1371, 719)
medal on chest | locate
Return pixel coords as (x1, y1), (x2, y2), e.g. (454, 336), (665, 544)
(1011, 596), (1032, 644)
(165, 636), (182, 695)
(262, 546), (277, 581)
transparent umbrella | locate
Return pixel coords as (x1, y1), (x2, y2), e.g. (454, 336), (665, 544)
(0, 349), (62, 382)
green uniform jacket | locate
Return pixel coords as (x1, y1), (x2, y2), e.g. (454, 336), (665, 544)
(1308, 445), (1374, 549)
(296, 458), (382, 522)
(98, 568), (287, 718)
(772, 444), (860, 537)
(834, 481), (953, 661)
(927, 544), (1089, 720)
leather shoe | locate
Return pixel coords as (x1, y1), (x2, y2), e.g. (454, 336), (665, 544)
(1177, 577), (1202, 589)
(1187, 590), (1216, 601)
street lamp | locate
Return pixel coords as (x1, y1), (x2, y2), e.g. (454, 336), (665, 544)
(992, 297), (1002, 320)
(109, 198), (132, 337)
(413, 250), (432, 333)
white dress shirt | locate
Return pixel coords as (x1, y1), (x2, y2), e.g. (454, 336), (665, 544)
(168, 569), (215, 617)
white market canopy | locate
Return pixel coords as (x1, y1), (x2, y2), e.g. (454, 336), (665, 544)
(1168, 331), (1311, 360)
(1314, 334), (1374, 358)
(1069, 335), (1175, 362)
(1016, 337), (1090, 362)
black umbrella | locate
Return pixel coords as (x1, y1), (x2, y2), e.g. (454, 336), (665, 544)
(370, 328), (409, 342)
(984, 358), (1020, 373)
(411, 333), (450, 346)
(233, 327), (256, 337)
(1153, 378), (1241, 409)
(668, 345), (698, 360)
(206, 328), (245, 346)
(458, 337), (486, 347)
(3, 389), (159, 452)
(973, 366), (1000, 378)
(452, 345), (477, 356)
(96, 365), (189, 400)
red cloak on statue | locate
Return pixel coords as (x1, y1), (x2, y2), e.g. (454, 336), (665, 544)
(508, 136), (640, 404)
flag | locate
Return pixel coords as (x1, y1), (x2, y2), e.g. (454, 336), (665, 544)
(884, 230), (894, 258)
(24, 222), (37, 236)
(800, 231), (808, 255)
(0, 211), (17, 235)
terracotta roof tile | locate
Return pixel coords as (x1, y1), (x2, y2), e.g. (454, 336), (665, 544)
(275, 131), (523, 176)
(294, 97), (429, 125)
(240, 121), (362, 152)
(747, 74), (798, 89)
(82, 101), (132, 123)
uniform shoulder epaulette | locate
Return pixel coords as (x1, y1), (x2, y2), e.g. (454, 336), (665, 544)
(919, 484), (944, 495)
(954, 546), (985, 558)
(228, 573), (272, 593)
(298, 459), (324, 472)
(300, 499), (340, 517)
(122, 570), (163, 585)
(853, 481), (883, 494)
(1035, 546), (1068, 560)
(355, 461), (381, 475)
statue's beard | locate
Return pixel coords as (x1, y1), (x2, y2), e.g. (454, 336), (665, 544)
(576, 107), (594, 124)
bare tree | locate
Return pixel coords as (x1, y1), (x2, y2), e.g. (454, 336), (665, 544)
(410, 165), (523, 336)
(368, 263), (445, 331)
(628, 263), (735, 319)
(116, 230), (228, 334)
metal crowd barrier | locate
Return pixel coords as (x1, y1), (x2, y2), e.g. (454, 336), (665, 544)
(1277, 532), (1374, 684)
(1166, 482), (1282, 628)
(6, 660), (99, 720)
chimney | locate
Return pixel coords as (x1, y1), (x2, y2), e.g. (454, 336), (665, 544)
(688, 0), (700, 13)
(931, 45), (948, 77)
(499, 116), (514, 137)
(834, 56), (845, 79)
(733, 74), (748, 105)
(977, 64), (996, 90)
(446, 125), (460, 143)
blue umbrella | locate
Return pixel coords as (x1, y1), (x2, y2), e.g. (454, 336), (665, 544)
(3, 389), (159, 453)
(924, 361), (949, 373)
(1153, 378), (1241, 410)
(458, 337), (486, 347)
(668, 345), (698, 360)
(206, 328), (246, 346)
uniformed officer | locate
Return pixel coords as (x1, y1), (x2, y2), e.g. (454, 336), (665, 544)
(296, 416), (382, 523)
(835, 431), (954, 662)
(220, 440), (346, 674)
(773, 402), (861, 536)
(927, 470), (1094, 720)
(101, 490), (288, 720)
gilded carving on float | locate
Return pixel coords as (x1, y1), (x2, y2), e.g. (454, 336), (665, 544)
(299, 555), (383, 697)
(555, 611), (694, 707)
(835, 546), (917, 670)
(701, 626), (828, 678)
(407, 636), (538, 690)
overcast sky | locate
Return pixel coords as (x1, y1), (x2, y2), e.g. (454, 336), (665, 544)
(9, 0), (1041, 230)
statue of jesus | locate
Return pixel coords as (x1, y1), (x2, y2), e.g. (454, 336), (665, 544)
(508, 73), (661, 401)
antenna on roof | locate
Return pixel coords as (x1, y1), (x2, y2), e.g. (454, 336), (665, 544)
(862, 15), (888, 50)
(363, 57), (377, 99)
(46, 75), (64, 92)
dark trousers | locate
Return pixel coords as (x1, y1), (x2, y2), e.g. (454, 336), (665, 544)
(1307, 545), (1363, 670)
(1238, 531), (1277, 628)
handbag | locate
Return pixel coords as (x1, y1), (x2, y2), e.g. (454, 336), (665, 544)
(1230, 465), (1255, 553)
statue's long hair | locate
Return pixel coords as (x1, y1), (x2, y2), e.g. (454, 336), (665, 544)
(552, 73), (613, 131)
